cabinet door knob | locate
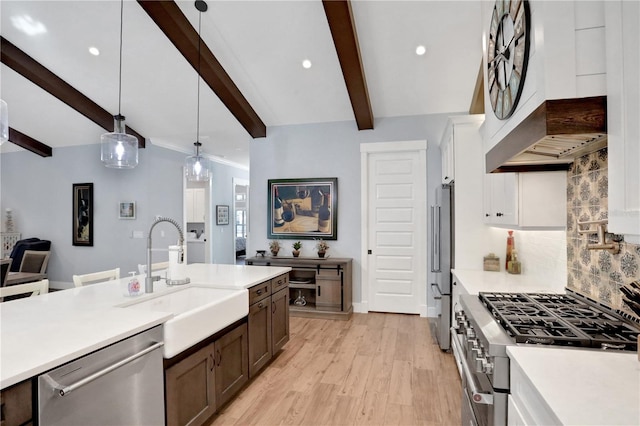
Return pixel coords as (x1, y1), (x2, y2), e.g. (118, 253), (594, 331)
(256, 289), (262, 295)
(496, 212), (503, 217)
(485, 213), (490, 217)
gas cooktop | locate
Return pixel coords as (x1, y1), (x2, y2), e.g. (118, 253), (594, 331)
(479, 292), (640, 351)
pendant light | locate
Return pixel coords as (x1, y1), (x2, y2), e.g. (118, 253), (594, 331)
(185, 0), (211, 182)
(100, 0), (138, 169)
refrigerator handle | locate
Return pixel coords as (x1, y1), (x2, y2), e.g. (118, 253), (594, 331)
(431, 283), (442, 300)
(431, 205), (441, 272)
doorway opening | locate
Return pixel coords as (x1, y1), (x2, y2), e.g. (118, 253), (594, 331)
(233, 178), (249, 265)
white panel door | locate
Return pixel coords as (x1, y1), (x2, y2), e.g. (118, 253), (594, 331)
(367, 149), (426, 314)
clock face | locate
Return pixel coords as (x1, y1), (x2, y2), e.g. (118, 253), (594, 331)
(487, 0), (530, 120)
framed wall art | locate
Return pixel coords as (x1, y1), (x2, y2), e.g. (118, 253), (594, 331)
(73, 183), (93, 246)
(267, 177), (337, 240)
(216, 205), (230, 225)
(119, 201), (136, 220)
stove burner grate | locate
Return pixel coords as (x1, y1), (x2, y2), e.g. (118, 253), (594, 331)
(502, 316), (592, 346)
(478, 291), (640, 351)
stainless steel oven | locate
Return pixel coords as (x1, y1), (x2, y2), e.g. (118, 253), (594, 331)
(453, 291), (640, 426)
(451, 296), (511, 426)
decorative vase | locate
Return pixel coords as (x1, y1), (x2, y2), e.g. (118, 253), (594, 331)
(292, 250), (300, 257)
(271, 250), (279, 257)
(318, 250), (325, 258)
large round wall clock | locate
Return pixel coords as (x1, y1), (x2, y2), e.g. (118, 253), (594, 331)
(487, 0), (531, 120)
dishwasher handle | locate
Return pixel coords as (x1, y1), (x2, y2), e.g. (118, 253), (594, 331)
(42, 341), (164, 397)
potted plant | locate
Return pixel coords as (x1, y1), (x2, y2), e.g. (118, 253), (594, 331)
(292, 241), (302, 257)
(315, 238), (329, 258)
(269, 240), (281, 256)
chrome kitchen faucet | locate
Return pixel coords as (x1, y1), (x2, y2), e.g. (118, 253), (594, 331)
(145, 217), (189, 293)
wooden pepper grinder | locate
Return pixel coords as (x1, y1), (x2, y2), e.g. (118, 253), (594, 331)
(505, 230), (514, 270)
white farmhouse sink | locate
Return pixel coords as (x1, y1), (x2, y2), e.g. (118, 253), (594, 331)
(120, 286), (248, 358)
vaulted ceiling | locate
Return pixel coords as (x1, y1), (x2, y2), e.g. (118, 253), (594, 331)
(0, 1), (483, 168)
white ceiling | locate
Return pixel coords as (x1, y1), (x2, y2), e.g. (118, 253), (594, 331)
(0, 0), (483, 168)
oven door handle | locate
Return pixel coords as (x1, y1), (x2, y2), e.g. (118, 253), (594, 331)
(450, 327), (494, 406)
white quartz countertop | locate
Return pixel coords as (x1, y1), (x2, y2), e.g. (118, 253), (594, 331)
(0, 263), (290, 389)
(452, 269), (566, 295)
(507, 346), (640, 425)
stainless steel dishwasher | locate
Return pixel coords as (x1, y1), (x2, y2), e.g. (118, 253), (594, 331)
(37, 326), (165, 426)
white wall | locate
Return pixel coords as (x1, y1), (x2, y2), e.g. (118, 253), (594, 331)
(0, 143), (248, 288)
(249, 114), (452, 308)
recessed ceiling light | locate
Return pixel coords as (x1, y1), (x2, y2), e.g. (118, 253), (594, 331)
(302, 59), (312, 69)
(11, 15), (47, 36)
(415, 45), (426, 56)
(89, 47), (100, 56)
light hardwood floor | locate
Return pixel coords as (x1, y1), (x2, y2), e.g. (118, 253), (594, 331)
(209, 313), (462, 425)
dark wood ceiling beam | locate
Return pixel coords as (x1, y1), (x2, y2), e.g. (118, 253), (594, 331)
(137, 0), (266, 138)
(322, 0), (373, 130)
(0, 37), (146, 148)
(8, 127), (53, 157)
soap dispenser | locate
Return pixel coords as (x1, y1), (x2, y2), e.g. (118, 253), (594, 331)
(123, 271), (141, 296)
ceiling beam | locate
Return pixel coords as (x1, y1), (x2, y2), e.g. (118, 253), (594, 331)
(0, 37), (146, 148)
(322, 0), (373, 130)
(8, 127), (53, 157)
(138, 0), (267, 139)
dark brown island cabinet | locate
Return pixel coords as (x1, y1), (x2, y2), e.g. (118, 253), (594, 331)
(0, 380), (32, 426)
(245, 257), (352, 320)
(164, 272), (289, 426)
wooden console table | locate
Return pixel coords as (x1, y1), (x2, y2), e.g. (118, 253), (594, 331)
(245, 256), (352, 320)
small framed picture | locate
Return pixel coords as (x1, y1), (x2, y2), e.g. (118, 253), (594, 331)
(216, 205), (229, 225)
(119, 201), (136, 220)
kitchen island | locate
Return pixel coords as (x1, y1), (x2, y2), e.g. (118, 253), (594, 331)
(0, 263), (290, 390)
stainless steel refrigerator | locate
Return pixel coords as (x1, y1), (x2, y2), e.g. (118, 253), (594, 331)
(430, 183), (453, 351)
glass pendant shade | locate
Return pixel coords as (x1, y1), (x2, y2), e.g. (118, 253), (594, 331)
(0, 99), (8, 144)
(101, 115), (138, 168)
(185, 142), (210, 181)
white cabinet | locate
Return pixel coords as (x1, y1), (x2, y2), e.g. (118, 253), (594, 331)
(440, 124), (454, 184)
(442, 115), (488, 270)
(606, 1), (640, 243)
(483, 172), (566, 228)
(484, 173), (519, 225)
(508, 356), (559, 426)
(186, 188), (205, 222)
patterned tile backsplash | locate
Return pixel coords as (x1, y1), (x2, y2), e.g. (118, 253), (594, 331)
(566, 148), (640, 317)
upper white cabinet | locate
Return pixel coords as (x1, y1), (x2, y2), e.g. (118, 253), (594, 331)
(440, 124), (454, 184)
(484, 173), (519, 226)
(440, 116), (485, 185)
(186, 188), (206, 223)
(606, 1), (640, 243)
(484, 172), (567, 229)
(440, 115), (489, 270)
